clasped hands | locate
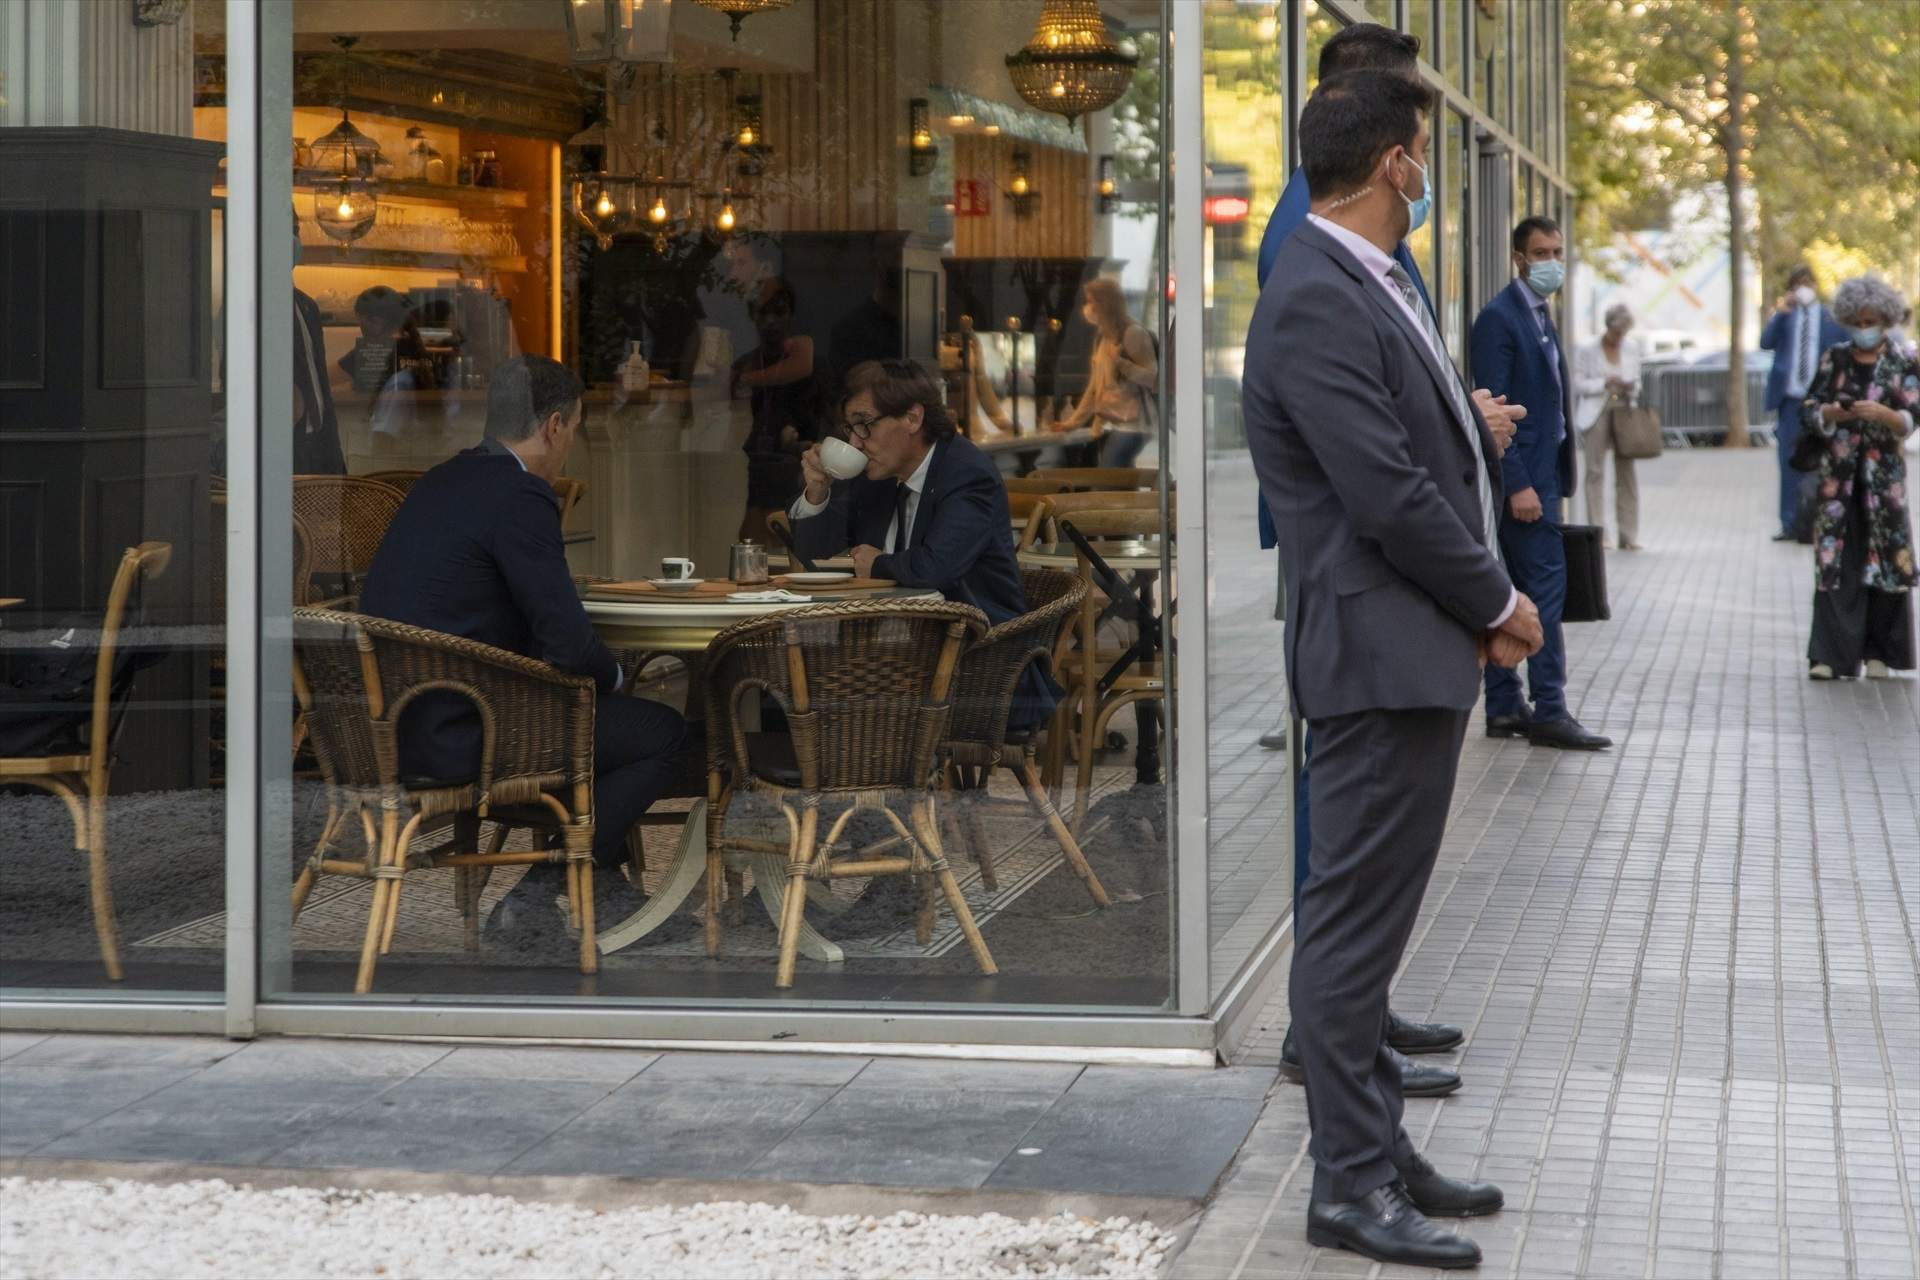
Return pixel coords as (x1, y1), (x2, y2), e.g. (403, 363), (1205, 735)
(1478, 592), (1544, 670)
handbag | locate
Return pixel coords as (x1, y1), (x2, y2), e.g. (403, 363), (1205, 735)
(1559, 524), (1611, 623)
(1789, 423), (1828, 472)
(1609, 401), (1664, 460)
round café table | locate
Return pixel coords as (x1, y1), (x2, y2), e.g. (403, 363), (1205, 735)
(582, 585), (937, 958)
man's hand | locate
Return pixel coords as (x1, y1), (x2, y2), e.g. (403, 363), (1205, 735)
(850, 544), (884, 578)
(1509, 486), (1544, 522)
(799, 445), (832, 505)
(1486, 630), (1533, 668)
(1493, 591), (1544, 656)
(1471, 389), (1523, 456)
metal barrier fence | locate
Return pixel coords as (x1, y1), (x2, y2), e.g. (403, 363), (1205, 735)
(1641, 363), (1774, 446)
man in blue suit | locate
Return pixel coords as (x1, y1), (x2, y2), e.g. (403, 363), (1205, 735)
(361, 356), (692, 950)
(1759, 264), (1848, 539)
(1249, 23), (1526, 1096)
(1471, 218), (1612, 751)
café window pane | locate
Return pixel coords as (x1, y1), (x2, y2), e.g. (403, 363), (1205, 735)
(252, 0), (1176, 1012)
(0, 7), (226, 999)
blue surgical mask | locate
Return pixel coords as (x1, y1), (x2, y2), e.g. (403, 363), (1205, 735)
(1851, 326), (1884, 350)
(1524, 259), (1565, 297)
(1397, 157), (1431, 234)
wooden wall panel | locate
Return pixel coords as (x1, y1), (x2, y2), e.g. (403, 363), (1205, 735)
(0, 202), (48, 390)
(950, 135), (1093, 260)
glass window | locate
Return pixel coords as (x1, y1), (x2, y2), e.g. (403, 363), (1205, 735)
(245, 0), (1175, 1012)
(1202, 0), (1290, 1000)
(1, 11), (226, 998)
(1305, 4), (1343, 96)
(1517, 0), (1534, 150)
(1474, 0), (1507, 126)
(1444, 111), (1469, 363)
(1407, 0), (1434, 64)
(1440, 0), (1464, 91)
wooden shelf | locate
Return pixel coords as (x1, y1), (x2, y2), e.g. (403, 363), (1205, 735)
(296, 247), (529, 274)
(216, 181), (529, 212)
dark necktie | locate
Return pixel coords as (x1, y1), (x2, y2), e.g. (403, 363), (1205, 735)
(894, 483), (912, 553)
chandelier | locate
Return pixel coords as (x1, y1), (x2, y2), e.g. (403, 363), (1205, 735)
(1005, 0), (1138, 127)
(305, 37), (384, 247)
(693, 0), (792, 43)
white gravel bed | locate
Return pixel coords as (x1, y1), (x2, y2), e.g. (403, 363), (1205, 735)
(0, 1177), (1177, 1279)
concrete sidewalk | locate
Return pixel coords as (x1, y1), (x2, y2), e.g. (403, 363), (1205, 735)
(0, 1032), (1269, 1229)
(1179, 450), (1920, 1278)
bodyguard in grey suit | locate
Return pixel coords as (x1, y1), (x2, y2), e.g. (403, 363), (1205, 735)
(1243, 73), (1544, 1269)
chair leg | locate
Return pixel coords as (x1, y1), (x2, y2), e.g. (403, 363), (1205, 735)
(774, 804), (819, 989)
(354, 813), (400, 994)
(1016, 758), (1110, 907)
(379, 876), (406, 955)
(705, 783), (733, 959)
(911, 798), (996, 976)
(84, 790), (123, 982)
(292, 804), (345, 923)
(1074, 694), (1101, 833)
(576, 853), (598, 975)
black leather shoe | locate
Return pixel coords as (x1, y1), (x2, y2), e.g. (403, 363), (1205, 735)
(1307, 1183), (1482, 1268)
(1386, 1010), (1465, 1055)
(1278, 1029), (1463, 1098)
(1402, 1153), (1504, 1218)
(1259, 726), (1289, 751)
(1526, 716), (1612, 751)
(1484, 710), (1533, 739)
(1771, 530), (1797, 542)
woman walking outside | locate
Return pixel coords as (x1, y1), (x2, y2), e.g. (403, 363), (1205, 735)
(1573, 303), (1646, 550)
(1801, 275), (1919, 680)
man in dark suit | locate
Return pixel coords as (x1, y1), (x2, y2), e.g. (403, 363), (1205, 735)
(1471, 218), (1612, 752)
(360, 355), (689, 950)
(1245, 72), (1544, 1267)
(1251, 20), (1528, 1102)
(1759, 264), (1849, 539)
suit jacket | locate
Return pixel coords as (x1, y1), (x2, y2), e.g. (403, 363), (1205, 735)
(1759, 302), (1849, 409)
(1471, 278), (1575, 500)
(1244, 222), (1512, 720)
(1255, 165), (1432, 550)
(359, 438), (619, 778)
(293, 290), (347, 475)
(793, 432), (1056, 727)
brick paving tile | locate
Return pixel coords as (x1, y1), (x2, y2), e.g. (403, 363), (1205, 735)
(1174, 452), (1920, 1279)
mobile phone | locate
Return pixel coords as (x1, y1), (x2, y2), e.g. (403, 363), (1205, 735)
(1836, 392), (1857, 409)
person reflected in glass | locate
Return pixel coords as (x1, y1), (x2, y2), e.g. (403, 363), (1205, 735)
(731, 277), (819, 544)
(1572, 303), (1645, 550)
(1801, 275), (1918, 680)
(1055, 277), (1158, 468)
(341, 286), (434, 452)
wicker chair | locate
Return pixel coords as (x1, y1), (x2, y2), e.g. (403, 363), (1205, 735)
(1017, 490), (1165, 552)
(290, 608), (600, 993)
(1003, 475), (1075, 496)
(359, 469), (425, 496)
(552, 475), (587, 531)
(291, 475), (404, 606)
(944, 568), (1109, 906)
(0, 541), (171, 980)
(700, 599), (994, 988)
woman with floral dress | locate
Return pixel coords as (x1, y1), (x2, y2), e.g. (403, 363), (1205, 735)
(1800, 275), (1918, 679)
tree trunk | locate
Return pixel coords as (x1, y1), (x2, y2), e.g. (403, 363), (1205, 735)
(1721, 17), (1751, 448)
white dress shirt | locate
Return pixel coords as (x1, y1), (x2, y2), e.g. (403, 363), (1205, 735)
(790, 440), (936, 553)
(1572, 337), (1642, 432)
(1306, 215), (1517, 630)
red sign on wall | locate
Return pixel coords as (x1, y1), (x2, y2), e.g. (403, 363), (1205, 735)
(954, 179), (991, 217)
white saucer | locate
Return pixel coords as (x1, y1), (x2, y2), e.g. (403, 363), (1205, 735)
(786, 571), (854, 584)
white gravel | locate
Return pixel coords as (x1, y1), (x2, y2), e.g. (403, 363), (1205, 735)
(0, 1177), (1177, 1279)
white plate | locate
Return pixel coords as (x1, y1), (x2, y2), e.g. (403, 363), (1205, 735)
(786, 571), (853, 584)
(648, 578), (701, 592)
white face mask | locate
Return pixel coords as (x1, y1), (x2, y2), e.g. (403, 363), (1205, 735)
(1794, 285), (1817, 307)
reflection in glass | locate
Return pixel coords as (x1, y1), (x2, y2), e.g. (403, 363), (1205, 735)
(253, 0), (1174, 1012)
(0, 28), (226, 996)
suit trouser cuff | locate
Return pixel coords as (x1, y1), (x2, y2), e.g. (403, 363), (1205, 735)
(1312, 1155), (1404, 1203)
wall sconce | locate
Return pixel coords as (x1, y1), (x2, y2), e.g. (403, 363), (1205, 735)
(909, 98), (938, 177)
(735, 94), (762, 150)
(1097, 154), (1118, 214)
(1008, 147), (1037, 218)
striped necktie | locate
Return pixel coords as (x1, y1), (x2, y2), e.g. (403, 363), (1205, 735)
(1386, 263), (1499, 550)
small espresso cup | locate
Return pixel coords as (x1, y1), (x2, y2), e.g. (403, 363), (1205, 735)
(660, 557), (696, 581)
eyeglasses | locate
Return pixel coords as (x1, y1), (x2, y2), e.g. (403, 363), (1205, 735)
(844, 413), (885, 441)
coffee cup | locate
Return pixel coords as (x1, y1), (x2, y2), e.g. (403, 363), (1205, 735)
(660, 557), (696, 581)
(820, 436), (869, 480)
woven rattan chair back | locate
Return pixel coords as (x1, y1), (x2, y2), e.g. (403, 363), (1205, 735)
(948, 568), (1085, 753)
(552, 476), (587, 530)
(1003, 475), (1075, 496)
(291, 476), (404, 580)
(292, 609), (593, 806)
(360, 469), (425, 496)
(701, 599), (986, 794)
